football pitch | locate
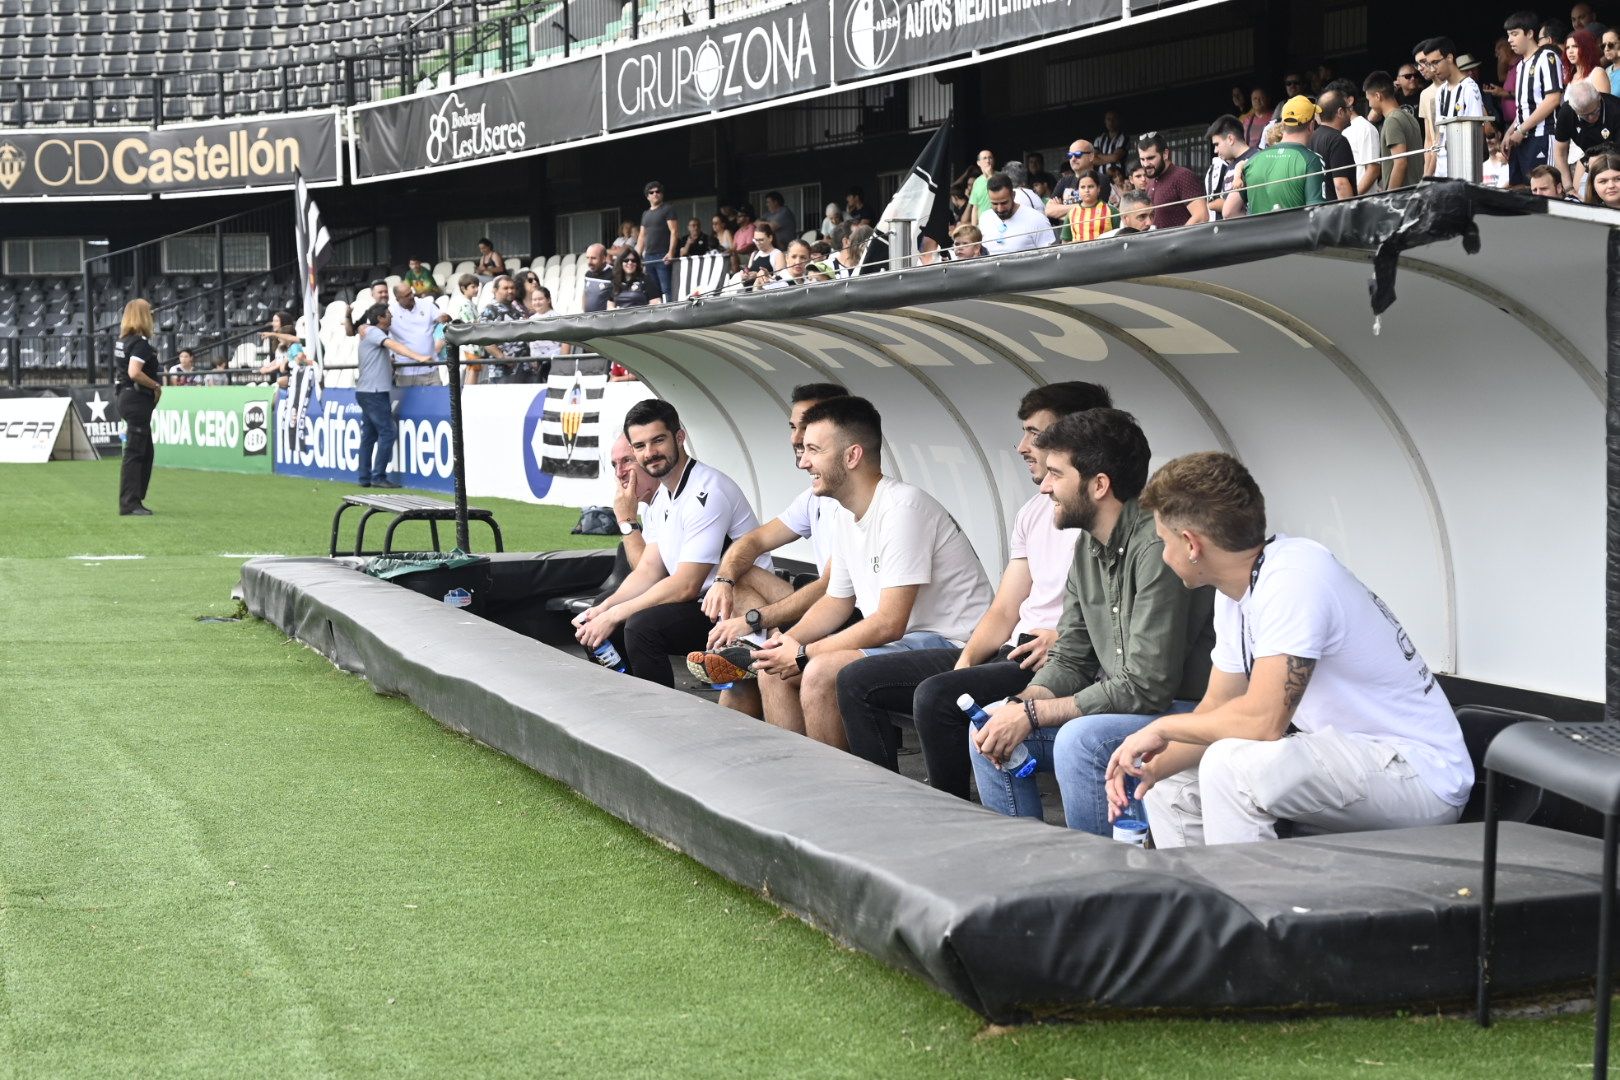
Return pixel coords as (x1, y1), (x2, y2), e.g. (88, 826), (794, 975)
(0, 461), (1597, 1078)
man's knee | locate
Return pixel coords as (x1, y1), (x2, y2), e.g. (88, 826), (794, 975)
(1197, 738), (1264, 796)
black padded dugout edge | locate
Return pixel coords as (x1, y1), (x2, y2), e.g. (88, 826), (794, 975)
(241, 556), (1605, 1021)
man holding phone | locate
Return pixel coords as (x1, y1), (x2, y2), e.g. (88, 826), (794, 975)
(835, 382), (1112, 797)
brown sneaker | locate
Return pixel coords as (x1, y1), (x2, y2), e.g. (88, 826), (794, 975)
(684, 647), (756, 684)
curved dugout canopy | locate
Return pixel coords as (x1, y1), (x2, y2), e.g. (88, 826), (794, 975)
(452, 186), (1614, 704)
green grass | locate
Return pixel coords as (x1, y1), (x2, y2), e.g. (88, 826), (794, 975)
(0, 461), (1601, 1077)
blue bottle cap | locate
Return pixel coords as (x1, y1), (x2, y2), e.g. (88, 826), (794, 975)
(1112, 818), (1150, 844)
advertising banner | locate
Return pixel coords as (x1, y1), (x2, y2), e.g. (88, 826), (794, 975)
(830, 0), (1117, 81)
(603, 0), (834, 131)
(461, 379), (653, 508)
(351, 58), (602, 181)
(272, 386), (456, 491)
(152, 386), (276, 473)
(0, 110), (342, 199)
(0, 396), (96, 462)
(68, 385), (125, 455)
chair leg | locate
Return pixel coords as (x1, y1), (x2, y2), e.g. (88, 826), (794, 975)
(1596, 813), (1617, 1079)
(1477, 769), (1500, 1027)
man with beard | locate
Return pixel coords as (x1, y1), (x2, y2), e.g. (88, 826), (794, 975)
(1136, 133), (1209, 229)
(748, 397), (993, 748)
(968, 408), (1215, 835)
(834, 381), (1110, 797)
(575, 400), (771, 687)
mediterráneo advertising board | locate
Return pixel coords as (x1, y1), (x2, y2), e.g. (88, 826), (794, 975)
(152, 386), (276, 473)
(272, 387), (457, 492)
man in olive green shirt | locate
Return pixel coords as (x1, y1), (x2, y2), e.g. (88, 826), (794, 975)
(969, 409), (1215, 834)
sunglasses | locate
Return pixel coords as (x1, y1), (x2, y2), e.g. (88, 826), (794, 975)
(1068, 150), (1092, 157)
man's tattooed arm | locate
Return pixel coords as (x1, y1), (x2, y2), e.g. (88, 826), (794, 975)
(1283, 655), (1317, 714)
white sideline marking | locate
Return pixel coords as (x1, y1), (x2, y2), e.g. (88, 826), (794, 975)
(68, 554), (146, 561)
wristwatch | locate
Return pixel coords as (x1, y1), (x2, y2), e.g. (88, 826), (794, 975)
(794, 644), (809, 673)
(745, 608), (763, 631)
(618, 520), (641, 535)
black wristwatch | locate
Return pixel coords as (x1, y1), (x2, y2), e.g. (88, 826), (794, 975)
(745, 608), (763, 631)
(794, 644), (809, 673)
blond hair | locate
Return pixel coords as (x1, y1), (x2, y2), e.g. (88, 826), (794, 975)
(119, 298), (155, 339)
(1139, 451), (1267, 552)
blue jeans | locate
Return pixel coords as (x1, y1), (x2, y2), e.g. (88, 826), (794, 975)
(645, 258), (674, 302)
(858, 630), (961, 658)
(969, 699), (1197, 836)
(354, 390), (396, 485)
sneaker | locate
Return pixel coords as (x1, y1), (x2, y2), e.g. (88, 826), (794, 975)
(685, 646), (757, 685)
(120, 506), (153, 516)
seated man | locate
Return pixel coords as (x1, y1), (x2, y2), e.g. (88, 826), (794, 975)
(608, 431), (660, 570)
(693, 383), (849, 717)
(836, 381), (1112, 797)
(750, 397), (993, 748)
(575, 400), (770, 687)
(968, 409), (1215, 835)
(1106, 451), (1472, 846)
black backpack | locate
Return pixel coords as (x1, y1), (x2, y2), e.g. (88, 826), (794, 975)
(571, 505), (618, 536)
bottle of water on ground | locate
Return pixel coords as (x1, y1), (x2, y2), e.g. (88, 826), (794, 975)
(592, 641), (626, 673)
(957, 694), (1037, 778)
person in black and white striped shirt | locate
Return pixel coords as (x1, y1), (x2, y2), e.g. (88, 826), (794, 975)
(1095, 110), (1130, 168)
(1504, 9), (1567, 185)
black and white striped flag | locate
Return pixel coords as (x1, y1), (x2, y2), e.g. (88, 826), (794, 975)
(858, 115), (954, 275)
(293, 170), (332, 367)
(541, 356), (609, 479)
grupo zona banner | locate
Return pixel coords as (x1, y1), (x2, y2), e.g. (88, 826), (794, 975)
(152, 385), (275, 473)
(0, 110), (342, 199)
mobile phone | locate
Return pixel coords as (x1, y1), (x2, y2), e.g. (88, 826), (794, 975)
(1016, 632), (1037, 647)
(736, 630), (771, 648)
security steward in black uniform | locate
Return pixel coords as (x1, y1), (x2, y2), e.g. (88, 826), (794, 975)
(114, 298), (162, 516)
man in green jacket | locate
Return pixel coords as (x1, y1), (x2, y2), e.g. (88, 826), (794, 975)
(1225, 96), (1331, 217)
(968, 408), (1215, 834)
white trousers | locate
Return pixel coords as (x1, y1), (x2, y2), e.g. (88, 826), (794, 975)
(1144, 727), (1462, 847)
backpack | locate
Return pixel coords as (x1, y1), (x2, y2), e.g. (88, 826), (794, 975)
(572, 505), (618, 536)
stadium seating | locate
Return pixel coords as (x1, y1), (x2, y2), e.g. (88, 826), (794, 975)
(2, 0), (791, 126)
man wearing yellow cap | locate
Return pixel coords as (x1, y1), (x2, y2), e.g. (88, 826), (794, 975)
(1227, 95), (1331, 216)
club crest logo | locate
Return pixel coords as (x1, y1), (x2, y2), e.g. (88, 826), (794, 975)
(842, 0), (901, 73)
(0, 142), (25, 192)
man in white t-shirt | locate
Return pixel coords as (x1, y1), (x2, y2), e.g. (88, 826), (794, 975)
(834, 382), (1111, 798)
(685, 382), (848, 716)
(388, 282), (449, 388)
(1418, 37), (1486, 178)
(576, 399), (771, 687)
(749, 397), (994, 749)
(1106, 451), (1472, 846)
(980, 173), (1058, 255)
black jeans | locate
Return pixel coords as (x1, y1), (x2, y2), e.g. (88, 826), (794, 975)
(620, 600), (713, 688)
(837, 647), (1034, 799)
(117, 388), (156, 513)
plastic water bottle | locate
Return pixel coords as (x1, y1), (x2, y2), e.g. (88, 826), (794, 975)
(958, 694), (1037, 779)
(1113, 774), (1150, 845)
(592, 641), (626, 673)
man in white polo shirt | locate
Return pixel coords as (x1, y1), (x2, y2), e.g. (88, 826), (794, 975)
(750, 396), (993, 748)
(688, 383), (848, 716)
(388, 282), (449, 388)
(576, 399), (770, 687)
(834, 381), (1111, 796)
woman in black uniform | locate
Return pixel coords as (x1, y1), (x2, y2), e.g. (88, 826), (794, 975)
(114, 298), (162, 516)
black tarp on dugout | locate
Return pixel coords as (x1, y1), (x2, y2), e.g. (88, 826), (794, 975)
(241, 556), (1607, 1020)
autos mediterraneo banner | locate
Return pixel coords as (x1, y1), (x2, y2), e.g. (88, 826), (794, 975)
(831, 0), (1118, 81)
(272, 386), (455, 492)
(152, 386), (275, 473)
(0, 110), (341, 199)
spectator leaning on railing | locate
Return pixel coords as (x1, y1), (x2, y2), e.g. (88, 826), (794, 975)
(1137, 133), (1208, 229)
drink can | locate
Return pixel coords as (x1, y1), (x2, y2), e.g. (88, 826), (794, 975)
(1113, 819), (1150, 845)
(593, 642), (623, 669)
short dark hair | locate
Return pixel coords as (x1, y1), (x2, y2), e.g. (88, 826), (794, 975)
(986, 171), (1013, 194)
(624, 398), (681, 437)
(370, 279), (388, 289)
(766, 190), (784, 204)
(1140, 451), (1267, 552)
(1136, 132), (1168, 154)
(1323, 76), (1360, 103)
(1317, 90), (1347, 118)
(477, 237), (493, 248)
(1017, 381), (1112, 421)
(1205, 114), (1245, 141)
(361, 302), (390, 325)
(1362, 69), (1396, 97)
(800, 395), (882, 456)
(792, 382), (847, 404)
(1035, 408), (1151, 502)
(1504, 10), (1541, 34)
(846, 186), (864, 198)
(1425, 35), (1457, 57)
(457, 273), (479, 290)
(1541, 17), (1570, 40)
(1529, 163), (1564, 186)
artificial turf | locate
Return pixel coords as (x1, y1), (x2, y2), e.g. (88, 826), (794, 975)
(0, 460), (1600, 1078)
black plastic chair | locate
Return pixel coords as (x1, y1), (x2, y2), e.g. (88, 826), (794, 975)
(1477, 721), (1620, 1078)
